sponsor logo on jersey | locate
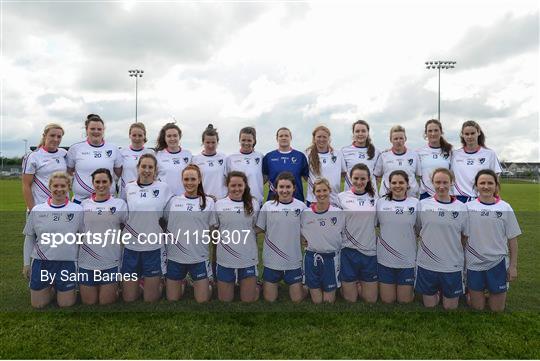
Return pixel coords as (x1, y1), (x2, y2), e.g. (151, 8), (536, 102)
(496, 211), (503, 218)
(408, 207), (415, 214)
(110, 207), (116, 214)
(153, 189), (160, 197)
(479, 158), (486, 164)
(408, 158), (413, 165)
(331, 217), (337, 225)
(106, 150), (112, 157)
(67, 213), (74, 221)
(452, 211), (459, 218)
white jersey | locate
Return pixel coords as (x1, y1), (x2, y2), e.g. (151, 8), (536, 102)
(156, 148), (192, 196)
(256, 199), (307, 270)
(79, 196), (128, 270)
(164, 195), (218, 264)
(226, 151), (264, 203)
(337, 190), (377, 256)
(66, 141), (123, 201)
(376, 197), (419, 268)
(305, 150), (346, 205)
(465, 198), (521, 271)
(192, 152), (228, 199)
(23, 200), (84, 265)
(374, 148), (421, 197)
(123, 181), (172, 252)
(417, 145), (452, 196)
(119, 147), (154, 199)
(215, 197), (259, 268)
(22, 147), (67, 205)
(417, 197), (468, 272)
(341, 144), (381, 195)
(451, 147), (502, 198)
(301, 205), (345, 253)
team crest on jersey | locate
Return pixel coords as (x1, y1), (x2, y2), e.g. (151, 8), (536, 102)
(153, 189), (160, 197)
(291, 157), (297, 164)
(294, 208), (301, 216)
(408, 207), (415, 214)
(370, 199), (375, 206)
(452, 211), (459, 219)
(183, 157), (189, 164)
(106, 150), (112, 157)
(110, 207), (116, 214)
(359, 153), (365, 159)
(331, 217), (337, 225)
(443, 154), (449, 159)
(218, 159), (224, 165)
(331, 155), (337, 163)
(255, 158), (260, 164)
(66, 213), (74, 221)
(479, 158), (486, 164)
(408, 159), (413, 165)
(56, 158), (60, 163)
(496, 211), (503, 218)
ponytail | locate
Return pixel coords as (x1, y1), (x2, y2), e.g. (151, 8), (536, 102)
(226, 171), (254, 216)
(182, 164), (207, 210)
(424, 119), (452, 157)
(350, 163), (375, 197)
(352, 120), (375, 160)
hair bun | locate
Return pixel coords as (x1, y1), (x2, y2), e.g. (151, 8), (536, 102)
(207, 124), (214, 129)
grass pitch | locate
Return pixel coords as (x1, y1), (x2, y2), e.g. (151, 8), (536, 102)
(0, 179), (539, 358)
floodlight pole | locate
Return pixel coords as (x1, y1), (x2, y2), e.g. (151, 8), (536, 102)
(128, 69), (144, 122)
(425, 60), (456, 120)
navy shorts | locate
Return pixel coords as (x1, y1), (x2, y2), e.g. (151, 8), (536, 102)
(121, 248), (162, 278)
(340, 247), (378, 283)
(216, 264), (257, 283)
(304, 250), (339, 292)
(415, 266), (463, 298)
(467, 259), (508, 294)
(456, 195), (473, 203)
(78, 266), (119, 286)
(377, 263), (415, 286)
(166, 260), (211, 281)
(419, 192), (431, 200)
(263, 267), (303, 285)
(30, 259), (77, 292)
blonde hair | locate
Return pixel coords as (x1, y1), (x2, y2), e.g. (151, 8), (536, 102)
(48, 171), (72, 190)
(306, 125), (331, 176)
(389, 125), (406, 141)
(312, 177), (332, 195)
(129, 122), (147, 143)
(38, 123), (64, 148)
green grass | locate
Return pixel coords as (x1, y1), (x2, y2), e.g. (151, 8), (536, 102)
(1, 179), (539, 359)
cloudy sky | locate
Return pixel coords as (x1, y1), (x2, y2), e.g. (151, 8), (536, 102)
(1, 0), (538, 161)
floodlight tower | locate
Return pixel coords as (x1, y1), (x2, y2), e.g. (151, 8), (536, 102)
(128, 69), (144, 122)
(425, 60), (456, 120)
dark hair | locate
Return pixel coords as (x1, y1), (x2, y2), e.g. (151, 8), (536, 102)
(384, 170), (409, 201)
(271, 171), (296, 204)
(202, 124), (219, 143)
(182, 164), (207, 210)
(474, 169), (500, 197)
(276, 127), (292, 139)
(424, 119), (452, 157)
(306, 125), (331, 176)
(226, 171), (254, 215)
(137, 153), (158, 182)
(349, 163), (375, 197)
(85, 114), (104, 129)
(352, 120), (375, 160)
(91, 168), (112, 183)
(460, 120), (486, 147)
(156, 123), (182, 151)
(239, 127), (257, 147)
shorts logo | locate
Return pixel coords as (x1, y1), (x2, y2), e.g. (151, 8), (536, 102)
(67, 213), (74, 221)
(294, 208), (301, 216)
(255, 158), (260, 164)
(408, 158), (413, 165)
(153, 189), (160, 197)
(496, 211), (503, 218)
(331, 155), (337, 163)
(110, 206), (117, 214)
(408, 207), (415, 214)
(183, 157), (189, 164)
(106, 150), (112, 157)
(218, 159), (224, 165)
(479, 158), (486, 164)
(452, 211), (459, 218)
(331, 217), (337, 225)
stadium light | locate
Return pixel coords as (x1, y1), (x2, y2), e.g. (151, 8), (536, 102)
(128, 69), (144, 122)
(425, 60), (456, 121)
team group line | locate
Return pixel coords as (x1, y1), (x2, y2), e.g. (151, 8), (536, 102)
(21, 115), (520, 311)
